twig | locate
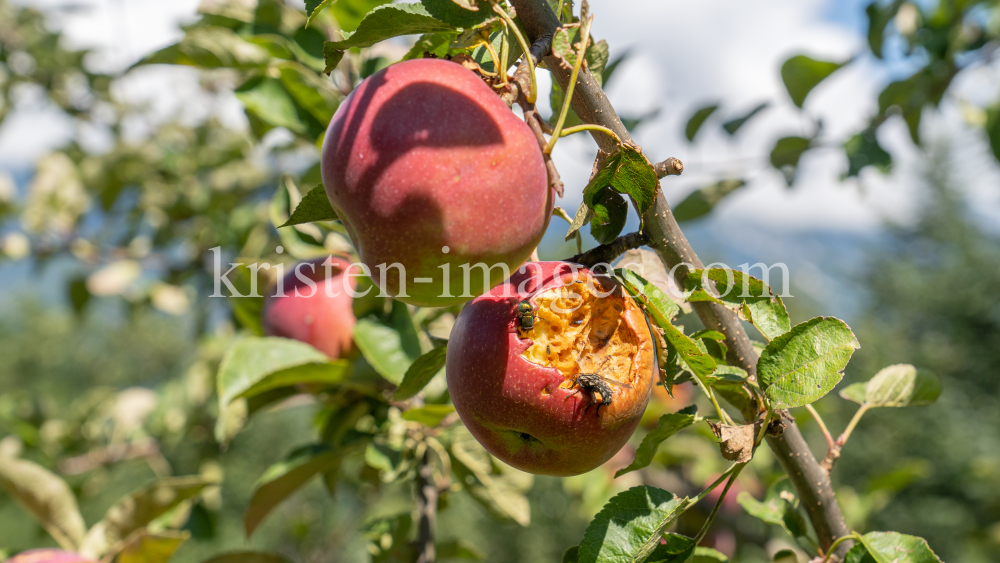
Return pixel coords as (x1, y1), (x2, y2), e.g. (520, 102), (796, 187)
(59, 439), (169, 476)
(415, 448), (437, 563)
(654, 157), (684, 178)
(820, 404), (868, 473)
(566, 230), (647, 268)
(509, 1), (853, 559)
(544, 12), (592, 154)
(558, 123), (621, 144)
(695, 463), (745, 543)
(805, 404), (836, 451)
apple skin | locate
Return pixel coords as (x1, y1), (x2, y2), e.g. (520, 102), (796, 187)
(3, 550), (95, 563)
(446, 261), (656, 476)
(321, 58), (551, 307)
(262, 256), (356, 359)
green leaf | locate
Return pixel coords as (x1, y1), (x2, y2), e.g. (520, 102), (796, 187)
(616, 268), (681, 323)
(850, 531), (942, 563)
(843, 127), (892, 178)
(736, 479), (807, 539)
(769, 136), (812, 184)
(758, 317), (860, 409)
(276, 61), (339, 126)
(586, 39), (610, 87)
(216, 336), (329, 409)
(403, 31), (460, 60)
(986, 104), (1000, 163)
(393, 345), (448, 400)
(137, 26), (271, 69)
(685, 104), (719, 142)
(583, 144), (660, 221)
(615, 406), (697, 477)
(421, 0), (496, 28)
(401, 404), (455, 426)
(323, 43), (345, 73)
(781, 55), (845, 108)
(673, 179), (745, 222)
(245, 445), (341, 537)
(686, 269), (791, 342)
(839, 382), (868, 404)
(80, 476), (212, 559)
(236, 75), (322, 137)
(328, 4), (455, 50)
(353, 301), (423, 385)
(201, 552), (294, 563)
(0, 456), (86, 551)
(563, 546), (580, 563)
(436, 539), (485, 561)
(577, 486), (692, 563)
(115, 530), (189, 563)
(722, 102), (768, 135)
(692, 548), (728, 562)
(281, 184), (338, 227)
(645, 534), (696, 563)
(565, 202), (595, 242)
(865, 0), (903, 59)
(588, 188), (628, 244)
(863, 364), (941, 407)
(306, 0), (337, 26)
(450, 428), (532, 526)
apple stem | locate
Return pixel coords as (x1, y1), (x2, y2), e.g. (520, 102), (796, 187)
(544, 10), (593, 154)
(492, 2), (536, 102)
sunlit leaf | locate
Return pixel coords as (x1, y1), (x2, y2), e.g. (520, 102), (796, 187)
(245, 445), (341, 537)
(393, 345), (448, 400)
(421, 0), (496, 28)
(216, 336), (329, 409)
(115, 530), (189, 563)
(401, 404), (455, 426)
(758, 317), (859, 409)
(615, 406), (697, 477)
(848, 531), (943, 563)
(328, 3), (454, 51)
(353, 301), (422, 385)
(450, 428), (532, 526)
(686, 268), (791, 342)
(864, 364), (941, 407)
(673, 179), (745, 222)
(280, 184), (338, 227)
(0, 457), (86, 551)
(583, 144), (660, 222)
(577, 486), (692, 563)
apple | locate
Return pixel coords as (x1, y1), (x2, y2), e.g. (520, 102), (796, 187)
(262, 256), (356, 359)
(321, 58), (551, 307)
(3, 550), (95, 563)
(446, 261), (656, 476)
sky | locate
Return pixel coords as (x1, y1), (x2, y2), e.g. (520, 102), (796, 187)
(2, 0), (999, 318)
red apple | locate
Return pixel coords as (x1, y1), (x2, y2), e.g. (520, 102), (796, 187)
(262, 256), (356, 359)
(3, 550), (95, 563)
(321, 58), (551, 307)
(446, 261), (656, 476)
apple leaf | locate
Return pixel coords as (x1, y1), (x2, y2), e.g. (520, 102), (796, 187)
(114, 530), (190, 563)
(722, 102), (769, 135)
(565, 202), (595, 242)
(0, 456), (86, 551)
(245, 445), (342, 537)
(736, 479), (807, 539)
(281, 184), (338, 227)
(393, 344), (448, 400)
(673, 179), (745, 222)
(616, 268), (680, 323)
(276, 61), (339, 126)
(401, 404), (455, 426)
(216, 336), (329, 409)
(450, 427), (532, 526)
(328, 4), (454, 51)
(305, 0), (336, 27)
(137, 26), (271, 69)
(236, 75), (324, 138)
(847, 531), (943, 563)
(643, 534), (696, 563)
(421, 0), (496, 28)
(770, 135), (812, 185)
(577, 486), (693, 563)
(79, 476), (212, 559)
(758, 317), (860, 409)
(986, 104), (1000, 163)
(353, 302), (423, 385)
(781, 55), (846, 108)
(615, 406), (697, 477)
(588, 188), (628, 244)
(843, 127), (892, 178)
(323, 43), (345, 73)
(685, 268), (790, 342)
(685, 104), (719, 142)
(584, 144), (660, 221)
(842, 364), (941, 408)
(201, 552), (294, 563)
(436, 539), (485, 561)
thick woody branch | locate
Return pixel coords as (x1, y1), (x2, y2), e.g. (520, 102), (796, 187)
(567, 231), (648, 269)
(509, 1), (852, 559)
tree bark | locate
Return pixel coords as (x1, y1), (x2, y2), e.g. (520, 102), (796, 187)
(509, 1), (853, 559)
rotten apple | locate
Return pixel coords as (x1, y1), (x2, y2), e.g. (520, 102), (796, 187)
(262, 256), (356, 359)
(320, 58), (551, 307)
(446, 261), (656, 476)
